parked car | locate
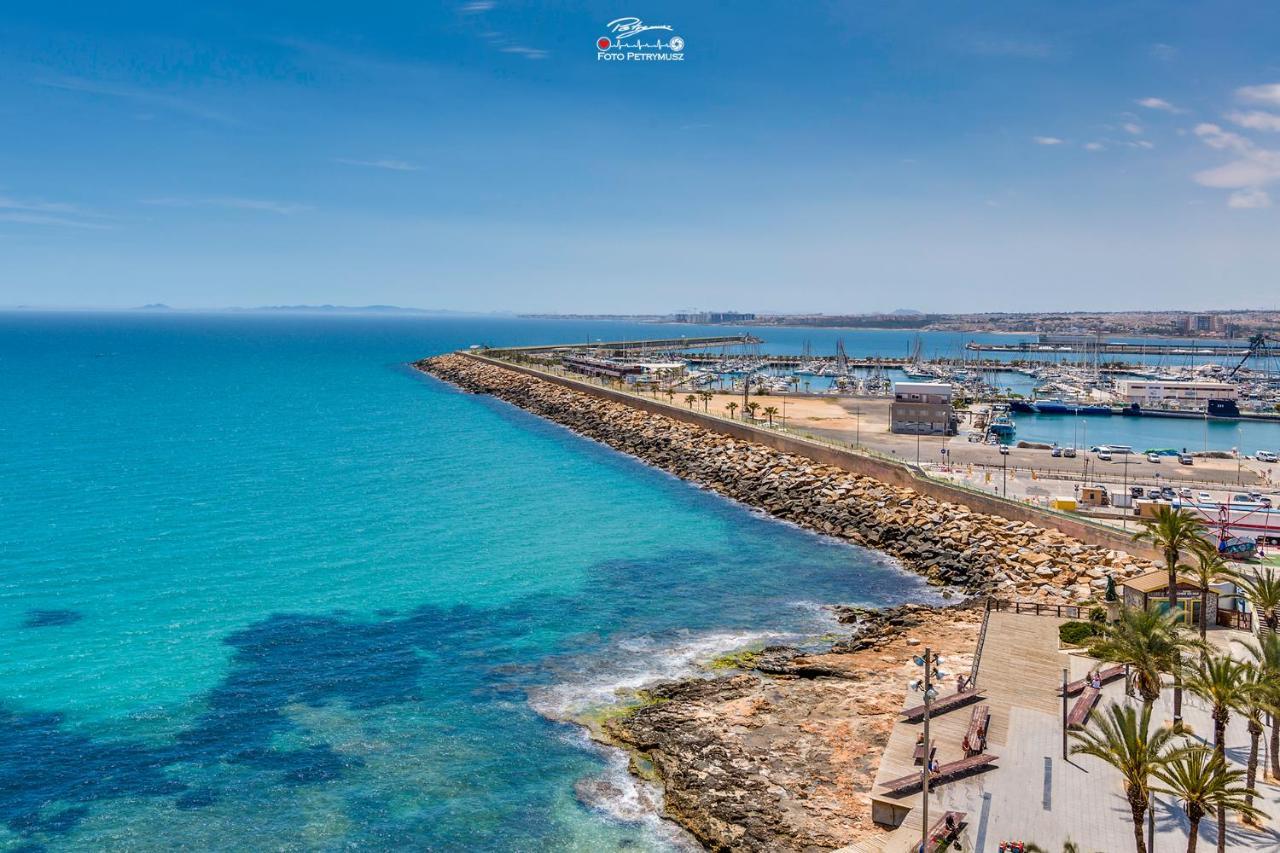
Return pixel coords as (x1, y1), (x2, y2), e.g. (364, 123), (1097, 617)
(1232, 494), (1264, 506)
(1063, 447), (1077, 458)
(1051, 446), (1062, 458)
(1248, 492), (1274, 507)
(1146, 452), (1161, 463)
(1178, 487), (1193, 499)
(1178, 453), (1194, 465)
(1197, 491), (1212, 503)
(1160, 486), (1176, 500)
(1147, 488), (1162, 499)
(1258, 450), (1278, 463)
(998, 444), (1010, 455)
(1130, 486), (1145, 498)
(1097, 449), (1113, 461)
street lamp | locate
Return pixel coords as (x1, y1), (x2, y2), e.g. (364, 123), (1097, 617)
(913, 649), (942, 853)
(1122, 453), (1130, 531)
(1002, 450), (1008, 498)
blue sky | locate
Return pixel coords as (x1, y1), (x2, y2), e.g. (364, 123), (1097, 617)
(2, 1), (1279, 313)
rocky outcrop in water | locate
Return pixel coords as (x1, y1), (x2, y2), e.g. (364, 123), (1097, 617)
(604, 604), (984, 851)
(417, 354), (1155, 599)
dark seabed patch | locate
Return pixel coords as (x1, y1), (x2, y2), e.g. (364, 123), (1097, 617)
(21, 610), (84, 629)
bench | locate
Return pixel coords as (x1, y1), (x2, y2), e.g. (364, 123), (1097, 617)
(927, 811), (968, 850)
(879, 754), (998, 797)
(962, 704), (991, 756)
(913, 742), (937, 765)
(901, 689), (985, 723)
(1060, 664), (1125, 696)
(1066, 686), (1100, 729)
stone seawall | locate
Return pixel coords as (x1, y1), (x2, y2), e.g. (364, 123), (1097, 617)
(416, 354), (1156, 599)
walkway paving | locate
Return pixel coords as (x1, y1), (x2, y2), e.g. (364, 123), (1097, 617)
(863, 611), (1280, 852)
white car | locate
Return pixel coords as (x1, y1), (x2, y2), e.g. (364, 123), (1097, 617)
(998, 444), (1010, 455)
(1178, 487), (1193, 499)
(1146, 452), (1161, 463)
(1197, 491), (1212, 503)
(1258, 450), (1278, 463)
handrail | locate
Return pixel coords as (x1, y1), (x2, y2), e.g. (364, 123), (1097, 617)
(989, 599), (1088, 619)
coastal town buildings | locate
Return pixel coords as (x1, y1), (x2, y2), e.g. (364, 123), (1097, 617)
(889, 382), (958, 435)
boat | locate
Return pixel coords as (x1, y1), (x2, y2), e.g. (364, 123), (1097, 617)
(1012, 398), (1114, 416)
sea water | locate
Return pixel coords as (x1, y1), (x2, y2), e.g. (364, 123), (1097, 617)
(0, 312), (938, 850)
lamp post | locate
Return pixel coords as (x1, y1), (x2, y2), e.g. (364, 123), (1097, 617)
(1002, 450), (1008, 498)
(914, 649), (940, 853)
(1122, 453), (1130, 531)
(916, 428), (922, 468)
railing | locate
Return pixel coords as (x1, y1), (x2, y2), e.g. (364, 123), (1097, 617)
(1216, 609), (1254, 631)
(990, 599), (1088, 619)
(969, 598), (993, 688)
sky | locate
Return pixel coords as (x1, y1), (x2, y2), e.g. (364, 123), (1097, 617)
(2, 1), (1280, 314)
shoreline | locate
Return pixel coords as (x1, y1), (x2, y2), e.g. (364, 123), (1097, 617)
(414, 352), (1160, 849)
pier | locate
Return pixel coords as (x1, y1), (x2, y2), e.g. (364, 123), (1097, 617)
(490, 334), (761, 354)
(967, 340), (1276, 357)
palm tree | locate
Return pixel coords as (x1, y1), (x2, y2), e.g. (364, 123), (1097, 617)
(762, 405), (779, 426)
(1133, 505), (1208, 724)
(1235, 566), (1280, 634)
(1185, 545), (1229, 641)
(744, 401), (760, 422)
(1242, 632), (1280, 780)
(684, 394), (697, 410)
(1183, 654), (1256, 853)
(700, 390), (713, 412)
(1151, 747), (1266, 853)
(1241, 668), (1268, 821)
(1071, 702), (1182, 853)
(1087, 606), (1200, 709)
(725, 402), (738, 419)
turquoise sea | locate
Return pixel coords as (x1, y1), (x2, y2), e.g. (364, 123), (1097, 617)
(0, 313), (939, 851)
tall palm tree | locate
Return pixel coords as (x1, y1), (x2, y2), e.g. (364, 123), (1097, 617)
(725, 402), (738, 419)
(1151, 747), (1266, 853)
(699, 390), (713, 412)
(1241, 668), (1269, 821)
(1183, 655), (1256, 853)
(762, 405), (779, 426)
(1235, 566), (1280, 634)
(1242, 632), (1280, 780)
(1184, 544), (1230, 641)
(1087, 606), (1200, 710)
(1071, 702), (1182, 853)
(684, 394), (697, 410)
(744, 401), (760, 422)
(1133, 505), (1209, 724)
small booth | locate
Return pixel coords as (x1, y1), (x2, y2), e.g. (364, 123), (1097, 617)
(1121, 571), (1224, 628)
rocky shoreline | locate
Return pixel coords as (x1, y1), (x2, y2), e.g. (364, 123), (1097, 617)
(416, 353), (1156, 599)
(416, 353), (1160, 850)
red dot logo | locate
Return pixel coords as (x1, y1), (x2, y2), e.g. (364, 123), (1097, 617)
(597, 37), (611, 50)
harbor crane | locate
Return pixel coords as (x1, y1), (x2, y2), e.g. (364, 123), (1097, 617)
(1226, 332), (1280, 379)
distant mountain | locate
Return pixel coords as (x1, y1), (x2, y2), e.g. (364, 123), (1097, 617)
(891, 308), (923, 316)
(136, 303), (172, 310)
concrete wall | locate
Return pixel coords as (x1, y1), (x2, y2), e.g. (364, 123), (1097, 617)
(461, 352), (1162, 561)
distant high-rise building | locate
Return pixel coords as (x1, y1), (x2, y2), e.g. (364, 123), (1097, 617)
(1181, 313), (1223, 333)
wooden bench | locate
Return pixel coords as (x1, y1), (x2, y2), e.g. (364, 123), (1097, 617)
(901, 689), (985, 723)
(879, 754), (998, 797)
(913, 742), (937, 765)
(1060, 664), (1125, 696)
(1066, 686), (1100, 728)
(962, 704), (991, 756)
(927, 811), (968, 850)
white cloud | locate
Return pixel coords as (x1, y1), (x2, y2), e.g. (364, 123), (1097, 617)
(142, 197), (310, 215)
(0, 195), (111, 228)
(1084, 142), (1105, 151)
(1131, 140), (1155, 150)
(1149, 43), (1177, 61)
(499, 45), (548, 59)
(1191, 122), (1280, 207)
(36, 76), (233, 123)
(1226, 110), (1280, 132)
(336, 158), (421, 171)
(1228, 187), (1272, 208)
(1032, 136), (1064, 145)
(1122, 122), (1143, 135)
(1136, 97), (1178, 112)
(1236, 83), (1280, 107)
(459, 0), (494, 12)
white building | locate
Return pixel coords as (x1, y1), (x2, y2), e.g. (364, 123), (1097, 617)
(1115, 379), (1237, 409)
(890, 382), (957, 435)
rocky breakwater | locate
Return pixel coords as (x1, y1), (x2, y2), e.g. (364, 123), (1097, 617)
(417, 354), (1156, 599)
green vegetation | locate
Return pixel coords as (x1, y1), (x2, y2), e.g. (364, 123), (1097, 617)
(1059, 620), (1103, 646)
(707, 649), (763, 671)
